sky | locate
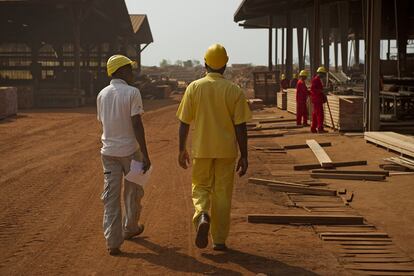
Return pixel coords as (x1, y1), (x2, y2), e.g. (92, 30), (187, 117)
(125, 0), (270, 66)
(125, 0), (398, 67)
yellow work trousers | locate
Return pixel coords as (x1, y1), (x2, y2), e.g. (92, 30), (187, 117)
(192, 158), (236, 244)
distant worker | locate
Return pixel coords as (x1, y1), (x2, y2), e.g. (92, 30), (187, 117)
(310, 66), (328, 133)
(296, 70), (309, 126)
(290, 73), (298, 88)
(177, 44), (251, 251)
(280, 74), (289, 90)
(97, 55), (151, 255)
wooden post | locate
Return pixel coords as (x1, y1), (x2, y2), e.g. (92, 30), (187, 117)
(394, 0), (409, 77)
(334, 35), (339, 72)
(322, 5), (330, 70)
(268, 15), (273, 71)
(297, 27), (304, 70)
(364, 0), (381, 131)
(355, 39), (360, 67)
(275, 28), (278, 70)
(286, 11), (293, 79)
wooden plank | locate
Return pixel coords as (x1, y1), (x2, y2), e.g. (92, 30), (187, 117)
(343, 257), (413, 263)
(306, 139), (333, 168)
(320, 232), (389, 238)
(294, 160), (368, 170)
(365, 132), (414, 158)
(248, 132), (285, 138)
(247, 214), (364, 225)
(312, 169), (389, 176)
(341, 250), (400, 254)
(357, 272), (414, 276)
(311, 173), (386, 181)
(249, 180), (337, 196)
(255, 118), (296, 124)
(337, 241), (394, 246)
(322, 237), (393, 242)
(249, 124), (301, 131)
(249, 178), (309, 187)
(340, 246), (396, 250)
(340, 253), (407, 258)
(295, 203), (346, 208)
(283, 142), (332, 150)
(345, 263), (414, 272)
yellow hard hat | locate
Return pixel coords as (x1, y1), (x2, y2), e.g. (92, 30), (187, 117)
(107, 55), (136, 77)
(299, 70), (308, 77)
(204, 44), (229, 70)
(317, 66), (327, 74)
(281, 74), (286, 80)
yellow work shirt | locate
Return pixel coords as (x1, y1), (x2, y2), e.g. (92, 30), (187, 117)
(176, 72), (252, 158)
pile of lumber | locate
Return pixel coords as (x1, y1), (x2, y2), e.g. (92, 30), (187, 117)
(276, 92), (287, 110)
(286, 88), (296, 114)
(16, 86), (34, 109)
(35, 88), (85, 108)
(0, 87), (18, 119)
(248, 99), (264, 110)
(365, 131), (414, 158)
(384, 156), (414, 171)
(323, 95), (363, 131)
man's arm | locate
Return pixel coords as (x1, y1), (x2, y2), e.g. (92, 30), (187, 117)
(131, 114), (151, 172)
(235, 123), (248, 177)
(178, 121), (190, 169)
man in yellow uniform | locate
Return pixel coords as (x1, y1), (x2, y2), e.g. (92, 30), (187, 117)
(176, 44), (252, 251)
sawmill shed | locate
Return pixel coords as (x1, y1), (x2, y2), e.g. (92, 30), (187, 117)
(234, 0), (414, 133)
(0, 0), (153, 108)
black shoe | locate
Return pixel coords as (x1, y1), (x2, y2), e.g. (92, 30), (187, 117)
(108, 248), (121, 256)
(213, 243), (228, 251)
(195, 212), (210, 249)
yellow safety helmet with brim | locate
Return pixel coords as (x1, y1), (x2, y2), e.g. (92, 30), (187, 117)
(107, 55), (137, 77)
(281, 74), (286, 80)
(317, 66), (327, 74)
(204, 44), (229, 70)
(299, 70), (308, 77)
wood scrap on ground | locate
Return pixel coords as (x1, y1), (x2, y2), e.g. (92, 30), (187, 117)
(310, 173), (386, 181)
(247, 214), (365, 225)
(312, 169), (389, 176)
(248, 132), (285, 138)
(364, 131), (414, 158)
(294, 160), (368, 170)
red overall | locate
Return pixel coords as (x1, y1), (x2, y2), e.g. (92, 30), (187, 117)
(310, 75), (325, 132)
(281, 79), (289, 90)
(296, 79), (309, 125)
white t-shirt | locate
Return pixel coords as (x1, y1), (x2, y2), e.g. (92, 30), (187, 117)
(97, 79), (144, 157)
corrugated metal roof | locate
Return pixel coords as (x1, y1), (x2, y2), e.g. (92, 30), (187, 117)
(130, 14), (145, 33)
(129, 14), (153, 44)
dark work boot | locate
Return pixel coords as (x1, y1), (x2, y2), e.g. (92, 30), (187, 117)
(195, 212), (210, 249)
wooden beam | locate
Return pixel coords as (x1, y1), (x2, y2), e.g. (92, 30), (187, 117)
(284, 142), (331, 150)
(249, 178), (309, 187)
(344, 263), (414, 272)
(320, 233), (389, 238)
(249, 178), (337, 196)
(294, 160), (367, 171)
(248, 214), (364, 225)
(306, 139), (333, 168)
(248, 133), (284, 138)
(311, 169), (389, 176)
(311, 173), (386, 181)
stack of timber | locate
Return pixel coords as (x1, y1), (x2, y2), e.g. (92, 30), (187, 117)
(286, 88), (296, 114)
(35, 88), (85, 108)
(314, 225), (414, 275)
(16, 86), (34, 109)
(365, 132), (414, 158)
(0, 87), (18, 119)
(276, 92), (287, 110)
(384, 156), (414, 171)
(248, 99), (264, 110)
(323, 95), (363, 131)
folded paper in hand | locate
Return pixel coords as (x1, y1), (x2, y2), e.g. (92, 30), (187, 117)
(125, 160), (153, 186)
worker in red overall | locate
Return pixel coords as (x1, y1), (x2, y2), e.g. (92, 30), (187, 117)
(310, 66), (328, 133)
(296, 70), (309, 126)
(280, 74), (289, 90)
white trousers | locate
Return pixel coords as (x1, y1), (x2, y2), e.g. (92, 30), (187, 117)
(101, 151), (144, 249)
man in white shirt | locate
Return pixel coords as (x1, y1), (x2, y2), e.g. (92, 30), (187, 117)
(97, 55), (151, 256)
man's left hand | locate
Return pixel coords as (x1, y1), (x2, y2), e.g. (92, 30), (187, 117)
(236, 157), (248, 177)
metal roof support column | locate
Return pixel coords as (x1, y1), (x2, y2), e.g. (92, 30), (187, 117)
(322, 5), (330, 70)
(354, 39), (360, 67)
(268, 15), (273, 71)
(297, 27), (304, 70)
(394, 0), (409, 77)
(72, 5), (81, 90)
(282, 27), (285, 73)
(364, 0), (381, 131)
(275, 28), (278, 70)
(334, 36), (339, 72)
(338, 1), (349, 73)
(286, 11), (293, 79)
(311, 0), (321, 75)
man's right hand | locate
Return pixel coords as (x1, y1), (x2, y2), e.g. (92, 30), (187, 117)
(142, 155), (151, 173)
(178, 149), (190, 169)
